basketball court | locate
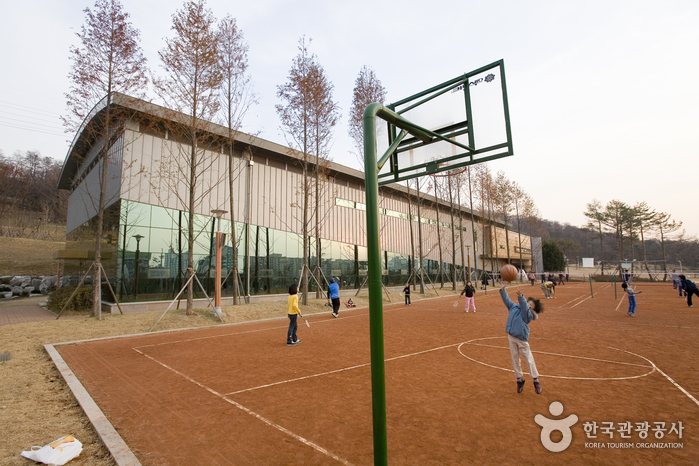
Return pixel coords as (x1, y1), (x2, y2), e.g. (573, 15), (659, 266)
(49, 282), (699, 465)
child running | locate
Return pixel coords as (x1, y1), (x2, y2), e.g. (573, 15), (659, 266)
(459, 281), (477, 312)
(500, 282), (544, 394)
(286, 284), (303, 346)
(621, 282), (642, 316)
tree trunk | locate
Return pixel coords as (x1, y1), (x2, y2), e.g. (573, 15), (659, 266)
(228, 143), (240, 304)
(467, 168), (477, 285)
(407, 182), (416, 290)
(447, 173), (457, 291)
(416, 178), (425, 294)
(315, 152), (321, 299)
(433, 180), (444, 288)
(92, 99), (112, 318)
(186, 134), (196, 315)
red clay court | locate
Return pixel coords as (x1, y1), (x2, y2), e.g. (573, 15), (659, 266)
(50, 281), (699, 465)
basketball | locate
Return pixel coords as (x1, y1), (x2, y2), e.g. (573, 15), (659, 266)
(500, 264), (518, 282)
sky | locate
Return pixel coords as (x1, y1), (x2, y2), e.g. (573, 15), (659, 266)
(1, 0), (698, 240)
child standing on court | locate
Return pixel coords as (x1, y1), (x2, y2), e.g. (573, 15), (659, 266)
(403, 283), (411, 306)
(459, 281), (477, 312)
(621, 282), (642, 316)
(500, 282), (544, 394)
(328, 278), (341, 318)
(286, 284), (302, 346)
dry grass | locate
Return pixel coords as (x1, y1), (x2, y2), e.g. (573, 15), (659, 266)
(0, 237), (64, 277)
(0, 288), (451, 465)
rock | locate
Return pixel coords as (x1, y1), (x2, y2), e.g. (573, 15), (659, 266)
(10, 276), (28, 287)
(39, 277), (57, 295)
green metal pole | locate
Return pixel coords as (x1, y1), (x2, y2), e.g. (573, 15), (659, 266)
(363, 103), (388, 466)
(589, 274), (594, 298)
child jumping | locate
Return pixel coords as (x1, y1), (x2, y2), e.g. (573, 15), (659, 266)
(621, 282), (642, 316)
(286, 284), (303, 346)
(500, 282), (544, 394)
(459, 281), (477, 312)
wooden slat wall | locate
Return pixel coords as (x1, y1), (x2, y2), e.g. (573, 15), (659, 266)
(118, 128), (524, 269)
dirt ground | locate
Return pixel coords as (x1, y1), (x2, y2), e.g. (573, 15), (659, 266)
(0, 287), (440, 466)
(30, 281), (699, 465)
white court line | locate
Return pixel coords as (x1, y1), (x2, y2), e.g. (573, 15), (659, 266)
(457, 336), (656, 381)
(134, 312), (369, 350)
(608, 346), (699, 409)
(132, 348), (353, 465)
(653, 366), (699, 408)
(226, 343), (461, 395)
(615, 294), (627, 311)
(226, 362), (372, 396)
(134, 302), (432, 351)
(566, 284), (612, 309)
(466, 342), (652, 368)
(570, 295), (593, 309)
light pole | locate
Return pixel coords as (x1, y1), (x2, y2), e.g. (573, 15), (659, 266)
(212, 209), (228, 319)
(133, 234), (144, 299)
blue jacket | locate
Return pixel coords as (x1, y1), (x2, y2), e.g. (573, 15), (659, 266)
(328, 282), (340, 299)
(500, 289), (536, 341)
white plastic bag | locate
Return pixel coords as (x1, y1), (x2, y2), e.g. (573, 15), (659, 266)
(21, 435), (83, 465)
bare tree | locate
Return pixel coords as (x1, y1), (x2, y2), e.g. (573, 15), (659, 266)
(153, 0), (222, 314)
(446, 171), (459, 290)
(511, 181), (529, 271)
(217, 14), (256, 304)
(308, 61), (340, 297)
(429, 175), (445, 287)
(464, 167), (479, 282)
(603, 200), (632, 262)
(653, 211), (683, 278)
(64, 0), (149, 316)
(63, 0), (148, 133)
(414, 177), (426, 294)
(584, 199), (606, 264)
(276, 37), (338, 304)
(348, 65), (386, 165)
(495, 170), (513, 264)
(633, 202), (657, 279)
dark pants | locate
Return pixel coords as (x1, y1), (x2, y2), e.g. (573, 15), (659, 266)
(405, 294), (411, 305)
(287, 314), (298, 343)
(332, 297), (341, 315)
(688, 289), (698, 306)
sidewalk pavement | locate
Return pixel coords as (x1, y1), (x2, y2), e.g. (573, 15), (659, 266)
(0, 298), (55, 326)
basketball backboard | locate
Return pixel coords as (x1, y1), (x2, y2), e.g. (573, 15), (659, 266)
(377, 59), (512, 185)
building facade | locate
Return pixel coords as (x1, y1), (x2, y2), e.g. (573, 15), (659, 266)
(58, 93), (535, 304)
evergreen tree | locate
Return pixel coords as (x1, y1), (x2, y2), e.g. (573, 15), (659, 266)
(542, 240), (566, 272)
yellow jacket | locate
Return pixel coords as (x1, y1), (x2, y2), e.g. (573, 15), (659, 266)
(287, 294), (300, 315)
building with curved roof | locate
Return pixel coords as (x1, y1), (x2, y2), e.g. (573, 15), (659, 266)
(59, 93), (534, 307)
